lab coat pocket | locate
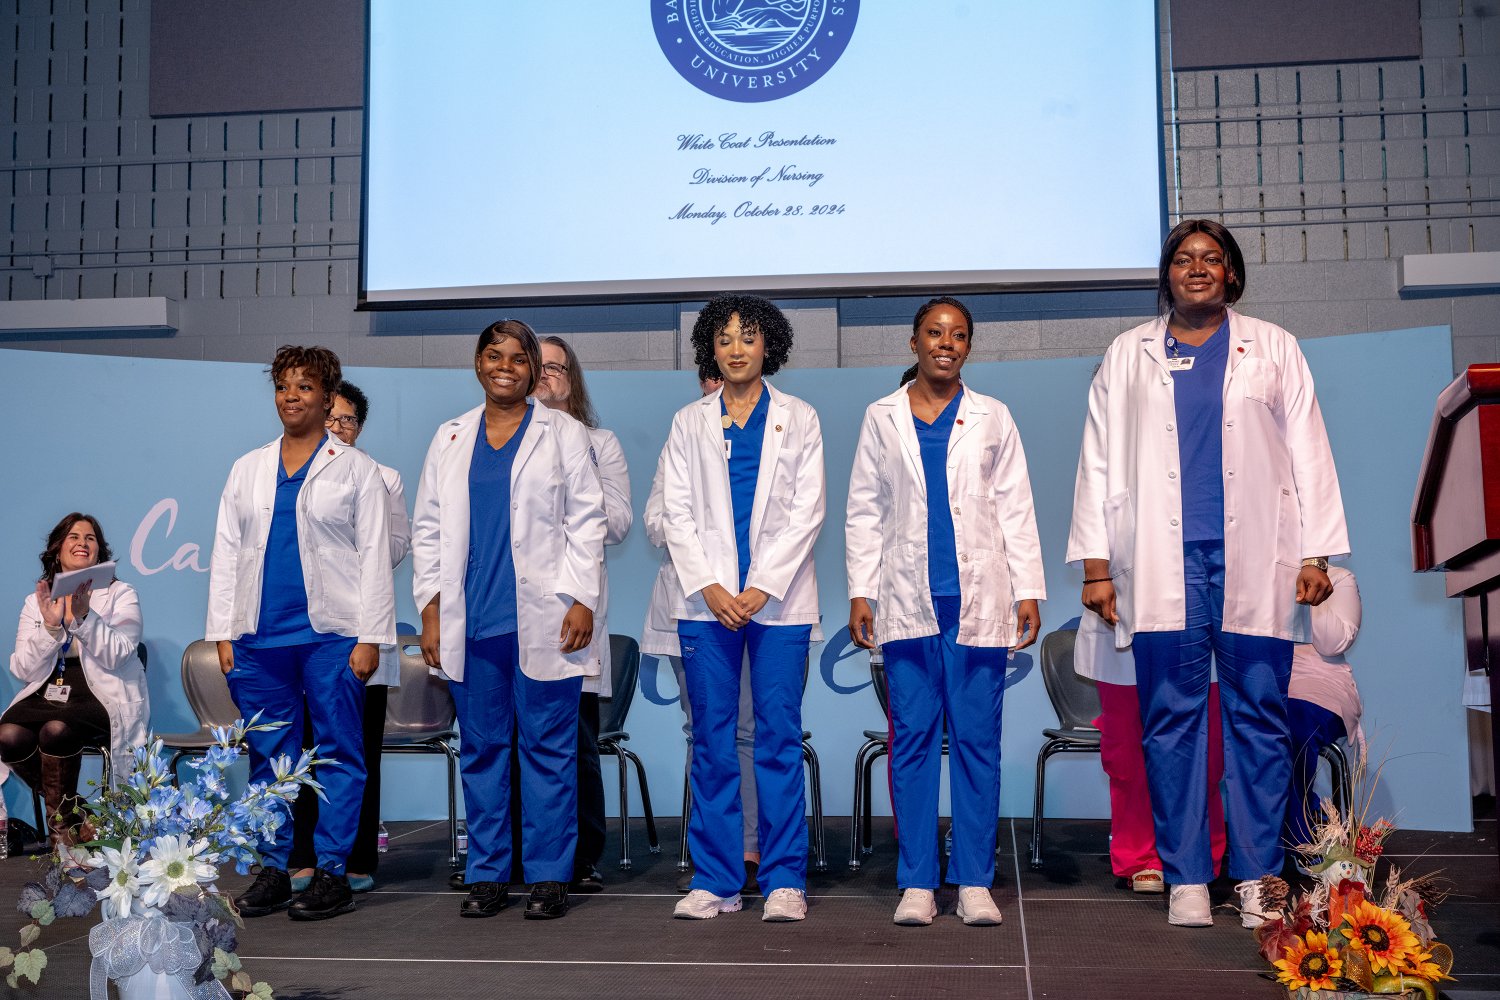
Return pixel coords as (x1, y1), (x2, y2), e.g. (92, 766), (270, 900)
(762, 495), (793, 537)
(1239, 357), (1283, 411)
(1102, 489), (1136, 573)
(1273, 484), (1300, 569)
(879, 542), (925, 618)
(964, 494), (1000, 552)
(317, 545), (359, 622)
(305, 478), (355, 525)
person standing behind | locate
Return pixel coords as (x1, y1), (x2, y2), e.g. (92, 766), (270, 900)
(411, 320), (606, 921)
(207, 346), (395, 922)
(1068, 220), (1348, 929)
(533, 335), (633, 892)
(287, 380), (412, 895)
(847, 296), (1044, 927)
(661, 295), (825, 923)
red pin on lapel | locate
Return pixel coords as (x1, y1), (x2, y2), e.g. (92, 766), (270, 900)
(1237, 347), (1245, 353)
(451, 434), (457, 441)
(957, 419), (965, 425)
(327, 448), (335, 456)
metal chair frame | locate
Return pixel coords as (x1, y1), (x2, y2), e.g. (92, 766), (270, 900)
(598, 634), (660, 869)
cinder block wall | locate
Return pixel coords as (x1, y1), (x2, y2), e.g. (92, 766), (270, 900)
(2, 0), (1496, 373)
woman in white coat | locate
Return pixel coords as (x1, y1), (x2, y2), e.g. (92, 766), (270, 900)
(207, 345), (396, 922)
(411, 320), (606, 921)
(661, 294), (825, 923)
(1, 513), (146, 850)
(1068, 219), (1348, 929)
(533, 334), (633, 891)
(847, 296), (1044, 927)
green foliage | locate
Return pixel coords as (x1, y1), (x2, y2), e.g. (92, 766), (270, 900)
(12, 949), (47, 984)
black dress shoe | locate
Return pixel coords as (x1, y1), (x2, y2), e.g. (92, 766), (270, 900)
(571, 864), (604, 894)
(523, 880), (570, 919)
(741, 859), (761, 897)
(449, 870), (467, 892)
(288, 869), (356, 921)
(459, 881), (511, 918)
(235, 867), (292, 918)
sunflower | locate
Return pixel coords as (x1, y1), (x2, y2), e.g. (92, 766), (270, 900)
(1274, 931), (1343, 991)
(1340, 899), (1421, 975)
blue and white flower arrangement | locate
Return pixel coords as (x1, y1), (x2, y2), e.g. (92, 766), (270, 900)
(4, 716), (324, 998)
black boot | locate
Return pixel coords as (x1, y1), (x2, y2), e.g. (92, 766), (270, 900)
(236, 867), (293, 917)
(288, 869), (356, 921)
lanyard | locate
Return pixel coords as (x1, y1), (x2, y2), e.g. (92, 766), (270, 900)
(53, 631), (73, 684)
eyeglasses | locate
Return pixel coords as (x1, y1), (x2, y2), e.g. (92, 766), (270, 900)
(326, 415), (361, 429)
(541, 362), (569, 377)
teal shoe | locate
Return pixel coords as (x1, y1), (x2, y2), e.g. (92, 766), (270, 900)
(348, 874), (375, 894)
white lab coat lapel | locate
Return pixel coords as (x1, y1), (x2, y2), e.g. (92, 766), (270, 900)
(510, 402), (546, 484)
(948, 387), (986, 455)
(438, 408), (481, 583)
(750, 386), (790, 539)
(1226, 312), (1257, 379)
(887, 389), (925, 501)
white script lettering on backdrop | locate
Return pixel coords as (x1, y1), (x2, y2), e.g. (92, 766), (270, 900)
(130, 498), (207, 576)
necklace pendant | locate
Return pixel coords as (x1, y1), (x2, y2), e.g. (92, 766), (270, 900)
(721, 414), (733, 429)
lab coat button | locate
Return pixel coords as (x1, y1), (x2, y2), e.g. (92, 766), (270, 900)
(519, 577), (527, 585)
(1168, 471), (1177, 479)
(1227, 469), (1235, 477)
(1225, 420), (1234, 429)
(1166, 422), (1174, 431)
(952, 506), (961, 515)
(961, 554), (969, 563)
(1170, 517), (1179, 526)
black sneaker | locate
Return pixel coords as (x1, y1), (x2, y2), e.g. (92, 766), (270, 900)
(235, 867), (292, 918)
(460, 881), (512, 918)
(288, 868), (356, 921)
(523, 880), (569, 920)
(742, 859), (761, 897)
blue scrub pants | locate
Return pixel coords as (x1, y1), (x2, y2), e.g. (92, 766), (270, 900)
(1284, 699), (1346, 847)
(677, 619), (811, 897)
(451, 633), (582, 885)
(227, 636), (364, 875)
(882, 596), (1007, 889)
(1132, 541), (1293, 884)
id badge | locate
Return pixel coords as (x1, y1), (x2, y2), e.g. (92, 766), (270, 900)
(1166, 356), (1195, 372)
(44, 683), (71, 703)
(723, 439), (733, 460)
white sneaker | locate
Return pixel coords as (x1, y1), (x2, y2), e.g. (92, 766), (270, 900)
(1130, 868), (1165, 894)
(1235, 879), (1280, 929)
(892, 888), (938, 926)
(1167, 883), (1213, 927)
(956, 886), (1003, 926)
(673, 889), (742, 920)
(761, 887), (807, 922)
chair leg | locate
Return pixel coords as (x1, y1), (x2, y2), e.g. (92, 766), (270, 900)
(849, 739), (877, 870)
(863, 747), (887, 855)
(434, 739), (460, 868)
(678, 760), (693, 871)
(1324, 742), (1352, 821)
(802, 740), (826, 872)
(620, 746), (660, 853)
(615, 747), (633, 871)
(1029, 740), (1063, 870)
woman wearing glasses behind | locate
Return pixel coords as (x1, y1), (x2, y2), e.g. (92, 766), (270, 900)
(533, 335), (634, 892)
(411, 320), (607, 921)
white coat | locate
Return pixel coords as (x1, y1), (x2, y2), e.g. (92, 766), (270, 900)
(659, 381), (824, 635)
(371, 460), (412, 688)
(846, 385), (1046, 648)
(410, 403), (606, 683)
(1289, 566), (1363, 743)
(640, 452), (684, 657)
(1067, 310), (1349, 645)
(582, 426), (633, 696)
(7, 580), (147, 780)
(206, 437), (396, 646)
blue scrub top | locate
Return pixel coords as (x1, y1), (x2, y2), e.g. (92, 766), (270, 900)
(723, 388), (770, 591)
(914, 389), (963, 597)
(1169, 317), (1230, 543)
(465, 405), (533, 640)
(240, 435), (326, 649)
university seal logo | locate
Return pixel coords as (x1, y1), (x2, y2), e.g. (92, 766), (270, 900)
(653, 1), (858, 103)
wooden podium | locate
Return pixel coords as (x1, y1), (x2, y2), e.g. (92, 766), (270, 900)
(1412, 363), (1500, 860)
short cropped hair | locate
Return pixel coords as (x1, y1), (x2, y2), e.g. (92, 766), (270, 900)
(268, 344), (341, 396)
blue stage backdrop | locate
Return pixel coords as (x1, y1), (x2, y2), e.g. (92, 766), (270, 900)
(0, 325), (1468, 831)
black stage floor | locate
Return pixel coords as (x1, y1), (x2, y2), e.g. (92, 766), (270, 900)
(5, 814), (1497, 999)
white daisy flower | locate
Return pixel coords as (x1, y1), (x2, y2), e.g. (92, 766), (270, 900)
(91, 838), (143, 919)
(137, 835), (217, 908)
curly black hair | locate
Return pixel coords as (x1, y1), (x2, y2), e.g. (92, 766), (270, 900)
(691, 294), (794, 380)
(39, 512), (112, 585)
(268, 345), (342, 398)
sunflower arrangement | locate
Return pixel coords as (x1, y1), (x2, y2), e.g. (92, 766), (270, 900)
(4, 718), (323, 997)
(1254, 748), (1456, 999)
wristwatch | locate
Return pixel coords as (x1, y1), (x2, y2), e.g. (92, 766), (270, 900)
(1301, 557), (1329, 572)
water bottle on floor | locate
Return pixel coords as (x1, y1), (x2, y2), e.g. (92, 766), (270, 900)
(377, 822), (389, 853)
(457, 821), (468, 854)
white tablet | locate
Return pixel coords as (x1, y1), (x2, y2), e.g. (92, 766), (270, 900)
(50, 560), (117, 598)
